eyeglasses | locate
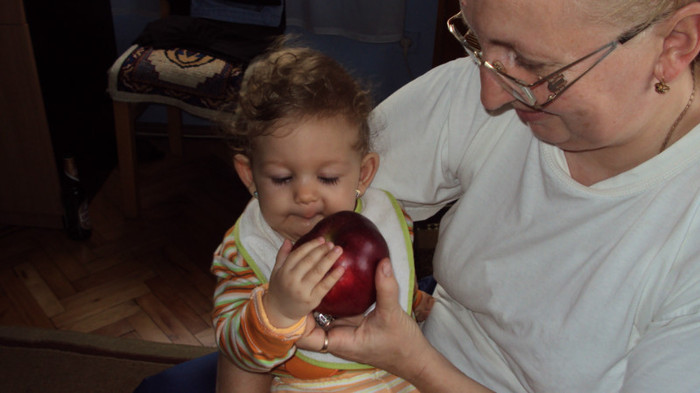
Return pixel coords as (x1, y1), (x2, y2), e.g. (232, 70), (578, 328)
(447, 11), (650, 108)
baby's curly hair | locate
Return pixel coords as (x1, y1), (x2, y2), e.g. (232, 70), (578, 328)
(222, 44), (374, 157)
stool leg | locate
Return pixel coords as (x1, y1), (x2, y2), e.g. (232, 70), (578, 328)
(167, 106), (183, 156)
(113, 101), (140, 218)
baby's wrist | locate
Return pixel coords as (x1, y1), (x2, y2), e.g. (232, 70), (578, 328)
(257, 286), (306, 330)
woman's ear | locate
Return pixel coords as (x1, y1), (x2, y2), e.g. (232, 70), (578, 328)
(357, 152), (380, 195)
(233, 154), (256, 195)
(655, 3), (700, 82)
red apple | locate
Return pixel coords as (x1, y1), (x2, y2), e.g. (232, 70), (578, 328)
(292, 211), (390, 318)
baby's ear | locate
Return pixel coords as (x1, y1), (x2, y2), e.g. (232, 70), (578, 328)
(233, 154), (256, 195)
(357, 152), (380, 194)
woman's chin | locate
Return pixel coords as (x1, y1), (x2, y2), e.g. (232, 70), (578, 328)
(528, 124), (566, 146)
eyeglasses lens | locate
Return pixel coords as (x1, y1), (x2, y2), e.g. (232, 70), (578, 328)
(450, 16), (538, 105)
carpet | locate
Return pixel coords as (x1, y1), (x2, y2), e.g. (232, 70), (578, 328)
(0, 326), (215, 393)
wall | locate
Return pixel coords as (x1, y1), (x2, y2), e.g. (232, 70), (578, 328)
(284, 0), (438, 103)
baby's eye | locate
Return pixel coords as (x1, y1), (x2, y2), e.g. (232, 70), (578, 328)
(271, 176), (292, 185)
(319, 176), (339, 185)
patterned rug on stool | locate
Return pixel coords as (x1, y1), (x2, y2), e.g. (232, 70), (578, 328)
(108, 44), (244, 119)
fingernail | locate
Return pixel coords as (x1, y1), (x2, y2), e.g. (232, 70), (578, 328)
(382, 261), (392, 276)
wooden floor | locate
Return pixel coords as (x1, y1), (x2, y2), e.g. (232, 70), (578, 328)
(0, 133), (435, 348)
(0, 135), (250, 348)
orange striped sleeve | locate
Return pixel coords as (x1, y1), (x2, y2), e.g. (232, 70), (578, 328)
(211, 225), (305, 372)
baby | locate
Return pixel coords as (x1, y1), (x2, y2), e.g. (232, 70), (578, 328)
(211, 44), (433, 392)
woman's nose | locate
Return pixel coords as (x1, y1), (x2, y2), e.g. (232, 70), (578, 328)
(479, 68), (515, 111)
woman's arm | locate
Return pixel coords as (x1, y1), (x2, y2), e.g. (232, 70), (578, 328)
(326, 259), (493, 393)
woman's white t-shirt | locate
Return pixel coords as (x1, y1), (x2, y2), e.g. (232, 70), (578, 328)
(371, 58), (700, 393)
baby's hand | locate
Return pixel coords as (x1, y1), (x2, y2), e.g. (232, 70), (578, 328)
(263, 238), (345, 328)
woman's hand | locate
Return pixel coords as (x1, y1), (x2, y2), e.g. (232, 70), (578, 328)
(322, 258), (494, 393)
(263, 238), (345, 329)
(295, 314), (327, 351)
(323, 258), (428, 373)
(296, 313), (365, 351)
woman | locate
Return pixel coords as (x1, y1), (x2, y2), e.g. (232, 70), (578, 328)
(324, 0), (700, 392)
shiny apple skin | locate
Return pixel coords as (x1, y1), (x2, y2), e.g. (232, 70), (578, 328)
(292, 211), (389, 318)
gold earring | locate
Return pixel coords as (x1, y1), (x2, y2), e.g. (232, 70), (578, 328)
(655, 79), (670, 94)
(354, 189), (361, 199)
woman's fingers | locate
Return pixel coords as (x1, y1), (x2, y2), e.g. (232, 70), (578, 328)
(324, 258), (418, 368)
(374, 258), (399, 307)
(329, 313), (365, 327)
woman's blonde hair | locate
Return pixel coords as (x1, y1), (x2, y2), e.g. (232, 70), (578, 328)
(578, 0), (699, 62)
(581, 0), (698, 29)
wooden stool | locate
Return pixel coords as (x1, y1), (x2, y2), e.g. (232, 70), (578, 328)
(107, 43), (245, 217)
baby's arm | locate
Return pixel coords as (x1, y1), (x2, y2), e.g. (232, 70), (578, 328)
(412, 286), (435, 322)
(211, 233), (301, 390)
(212, 233), (344, 369)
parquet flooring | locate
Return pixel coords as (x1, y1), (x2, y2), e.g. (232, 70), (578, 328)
(0, 134), (250, 347)
(0, 132), (435, 348)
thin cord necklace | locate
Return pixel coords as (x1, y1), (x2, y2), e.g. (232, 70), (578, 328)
(660, 68), (696, 153)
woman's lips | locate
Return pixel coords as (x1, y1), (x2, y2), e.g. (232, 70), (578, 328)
(515, 108), (548, 124)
